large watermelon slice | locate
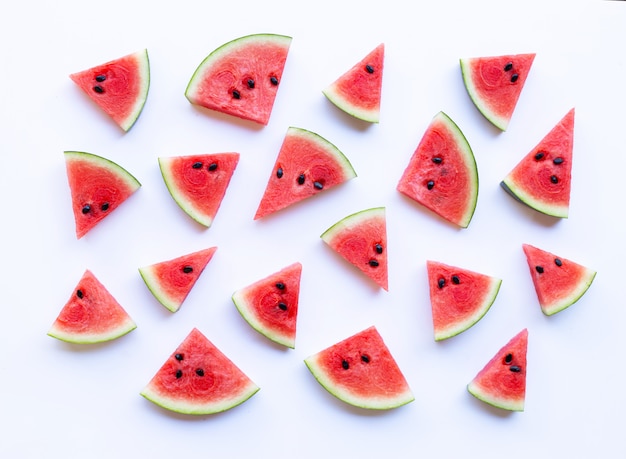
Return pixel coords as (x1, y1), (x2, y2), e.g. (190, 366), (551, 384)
(254, 127), (357, 219)
(467, 328), (528, 412)
(522, 243), (596, 316)
(304, 326), (414, 410)
(426, 260), (502, 341)
(501, 108), (575, 218)
(48, 270), (137, 344)
(323, 43), (385, 123)
(64, 151), (141, 239)
(321, 207), (388, 291)
(397, 111), (478, 228)
(158, 153), (239, 228)
(460, 53), (535, 131)
(138, 247), (217, 313)
(141, 328), (259, 415)
(185, 34), (291, 125)
(231, 262), (302, 349)
(70, 49), (150, 132)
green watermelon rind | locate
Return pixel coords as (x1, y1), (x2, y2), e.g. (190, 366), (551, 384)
(120, 49), (151, 132)
(542, 269), (596, 316)
(500, 179), (569, 219)
(64, 151), (142, 190)
(467, 380), (525, 412)
(138, 266), (180, 313)
(47, 321), (136, 345)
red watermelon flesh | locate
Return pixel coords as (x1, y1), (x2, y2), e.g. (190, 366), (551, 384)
(48, 270), (137, 344)
(501, 108), (575, 218)
(467, 328), (528, 411)
(231, 262), (302, 348)
(140, 328), (259, 415)
(158, 153), (239, 228)
(185, 34), (291, 125)
(139, 247), (217, 313)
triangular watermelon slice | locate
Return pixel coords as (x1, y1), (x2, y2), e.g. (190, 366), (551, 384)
(397, 111), (478, 228)
(232, 262), (302, 348)
(304, 326), (414, 410)
(139, 247), (217, 313)
(522, 243), (596, 316)
(185, 33), (291, 125)
(460, 53), (535, 131)
(141, 328), (259, 415)
(467, 329), (528, 412)
(323, 43), (385, 123)
(254, 127), (357, 219)
(158, 153), (239, 228)
(70, 49), (150, 132)
(426, 260), (502, 341)
(501, 108), (575, 218)
(64, 151), (141, 239)
(48, 270), (137, 344)
(321, 207), (388, 291)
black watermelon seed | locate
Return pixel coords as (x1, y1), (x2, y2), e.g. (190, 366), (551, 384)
(95, 74), (106, 82)
(101, 202), (109, 212)
(297, 174), (305, 185)
(368, 259), (380, 267)
(427, 180), (435, 190)
(341, 360), (349, 370)
(93, 85), (104, 93)
(81, 205), (91, 214)
(510, 365), (521, 373)
(550, 175), (559, 184)
(175, 370), (183, 379)
(270, 76), (279, 86)
(504, 353), (513, 364)
(195, 368), (204, 377)
(365, 64), (375, 74)
(313, 181), (324, 190)
(504, 62), (513, 72)
(432, 157), (443, 164)
(76, 289), (84, 299)
(276, 167), (284, 178)
(555, 258), (563, 267)
(451, 275), (460, 285)
(276, 282), (285, 290)
(361, 355), (370, 363)
(182, 266), (193, 274)
(375, 243), (383, 254)
(535, 265), (544, 274)
(534, 152), (545, 161)
(175, 353), (184, 361)
(232, 89), (241, 99)
(192, 162), (203, 169)
(553, 157), (564, 165)
(278, 302), (287, 311)
(438, 278), (446, 289)
(510, 74), (519, 83)
(247, 79), (255, 88)
(208, 163), (218, 171)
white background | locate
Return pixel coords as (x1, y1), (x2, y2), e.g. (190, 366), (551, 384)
(1, 0), (623, 457)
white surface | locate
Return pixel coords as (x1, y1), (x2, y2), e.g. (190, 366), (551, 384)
(1, 0), (623, 457)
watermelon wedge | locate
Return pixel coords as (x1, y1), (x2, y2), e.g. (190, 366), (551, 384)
(427, 261), (502, 341)
(64, 151), (141, 239)
(321, 207), (388, 291)
(48, 270), (137, 344)
(158, 153), (239, 228)
(232, 262), (302, 348)
(323, 43), (385, 123)
(139, 247), (217, 313)
(185, 33), (292, 125)
(304, 326), (414, 410)
(70, 49), (150, 132)
(522, 243), (596, 316)
(397, 112), (478, 228)
(468, 329), (528, 412)
(501, 108), (575, 218)
(254, 127), (357, 219)
(460, 53), (535, 131)
(141, 328), (259, 415)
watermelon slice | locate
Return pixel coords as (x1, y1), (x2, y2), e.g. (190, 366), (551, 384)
(48, 270), (137, 344)
(158, 153), (239, 228)
(185, 33), (291, 125)
(427, 260), (502, 341)
(501, 108), (575, 218)
(232, 262), (302, 348)
(460, 53), (535, 131)
(254, 127), (357, 219)
(141, 328), (259, 415)
(522, 243), (596, 316)
(139, 247), (217, 313)
(64, 151), (141, 239)
(70, 49), (150, 132)
(304, 326), (414, 410)
(321, 207), (388, 291)
(397, 111), (478, 228)
(467, 329), (528, 412)
(323, 43), (385, 123)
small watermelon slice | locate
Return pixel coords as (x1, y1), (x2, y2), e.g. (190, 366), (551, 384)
(501, 108), (575, 218)
(254, 127), (357, 219)
(139, 247), (217, 313)
(185, 34), (291, 126)
(141, 328), (259, 415)
(304, 326), (414, 410)
(232, 262), (302, 348)
(522, 243), (596, 316)
(323, 43), (385, 123)
(321, 207), (388, 291)
(48, 270), (137, 344)
(64, 151), (141, 239)
(397, 112), (478, 228)
(467, 329), (528, 412)
(460, 53), (535, 131)
(70, 49), (150, 132)
(158, 153), (239, 228)
(427, 261), (502, 341)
